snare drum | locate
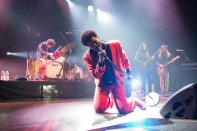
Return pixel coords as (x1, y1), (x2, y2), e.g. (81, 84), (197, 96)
(40, 61), (64, 79)
(53, 51), (63, 59)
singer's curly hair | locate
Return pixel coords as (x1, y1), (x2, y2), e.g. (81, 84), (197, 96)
(81, 30), (98, 46)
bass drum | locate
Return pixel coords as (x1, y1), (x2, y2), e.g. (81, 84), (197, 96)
(45, 61), (64, 79)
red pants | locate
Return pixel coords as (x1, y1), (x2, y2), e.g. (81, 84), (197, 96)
(93, 83), (136, 114)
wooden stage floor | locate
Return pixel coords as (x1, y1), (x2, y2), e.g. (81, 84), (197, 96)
(0, 96), (197, 131)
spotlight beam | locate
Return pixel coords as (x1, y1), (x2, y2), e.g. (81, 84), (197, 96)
(6, 51), (36, 58)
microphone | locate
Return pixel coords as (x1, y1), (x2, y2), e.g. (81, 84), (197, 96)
(176, 49), (184, 52)
(91, 37), (107, 59)
(91, 37), (106, 65)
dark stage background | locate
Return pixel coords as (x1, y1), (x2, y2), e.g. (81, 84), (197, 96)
(0, 0), (197, 92)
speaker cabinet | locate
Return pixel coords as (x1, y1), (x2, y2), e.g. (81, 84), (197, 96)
(160, 83), (197, 119)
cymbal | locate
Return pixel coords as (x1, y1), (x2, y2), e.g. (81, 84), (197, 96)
(65, 32), (73, 35)
(61, 42), (76, 53)
(65, 30), (80, 35)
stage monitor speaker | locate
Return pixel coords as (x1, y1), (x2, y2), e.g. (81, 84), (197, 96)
(15, 75), (27, 81)
(160, 83), (197, 120)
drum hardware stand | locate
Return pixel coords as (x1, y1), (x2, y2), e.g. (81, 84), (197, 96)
(65, 49), (73, 80)
(56, 67), (63, 78)
(26, 25), (31, 80)
(68, 49), (72, 71)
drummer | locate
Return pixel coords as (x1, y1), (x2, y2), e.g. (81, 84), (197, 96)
(36, 38), (56, 62)
(35, 39), (57, 80)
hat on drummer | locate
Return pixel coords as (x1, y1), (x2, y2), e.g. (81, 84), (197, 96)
(46, 39), (56, 46)
(160, 44), (168, 49)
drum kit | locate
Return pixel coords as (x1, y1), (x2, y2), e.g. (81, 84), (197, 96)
(27, 42), (84, 80)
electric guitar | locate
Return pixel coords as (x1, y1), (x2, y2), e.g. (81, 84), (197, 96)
(157, 56), (180, 74)
(143, 48), (160, 67)
(136, 48), (160, 70)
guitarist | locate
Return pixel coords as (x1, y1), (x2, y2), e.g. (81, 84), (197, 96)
(134, 43), (156, 94)
(156, 45), (180, 96)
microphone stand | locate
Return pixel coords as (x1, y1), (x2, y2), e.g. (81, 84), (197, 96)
(182, 52), (191, 62)
(26, 25), (31, 79)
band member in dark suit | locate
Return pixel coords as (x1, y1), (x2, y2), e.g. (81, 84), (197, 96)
(81, 30), (146, 114)
(134, 43), (155, 94)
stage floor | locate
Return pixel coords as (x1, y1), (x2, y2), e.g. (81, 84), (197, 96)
(0, 97), (196, 131)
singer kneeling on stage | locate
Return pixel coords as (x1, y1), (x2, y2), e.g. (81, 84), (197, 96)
(81, 30), (146, 114)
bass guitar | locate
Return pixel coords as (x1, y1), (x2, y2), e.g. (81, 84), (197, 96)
(143, 48), (161, 67)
